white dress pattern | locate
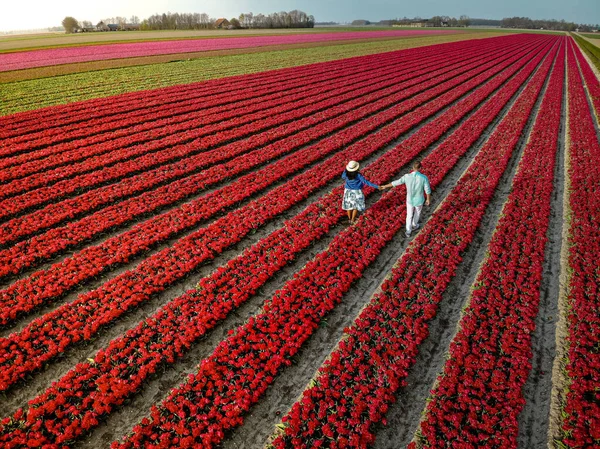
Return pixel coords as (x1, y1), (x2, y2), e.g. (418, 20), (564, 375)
(342, 189), (366, 211)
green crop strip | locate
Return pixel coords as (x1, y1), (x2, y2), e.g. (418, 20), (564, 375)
(571, 33), (600, 72)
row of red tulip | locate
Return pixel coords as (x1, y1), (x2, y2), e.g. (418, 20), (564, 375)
(1, 50), (422, 180)
(0, 66), (383, 181)
(0, 35), (498, 141)
(108, 37), (558, 449)
(416, 39), (564, 449)
(0, 43), (396, 144)
(0, 36), (540, 391)
(3, 34), (507, 190)
(0, 37), (528, 294)
(0, 55), (412, 198)
(2, 48), (401, 153)
(0, 37), (530, 284)
(557, 39), (600, 448)
(0, 60), (308, 141)
(0, 35), (553, 448)
(269, 37), (560, 449)
(0, 41), (500, 232)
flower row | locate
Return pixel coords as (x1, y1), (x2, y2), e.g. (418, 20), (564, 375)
(0, 36), (517, 274)
(0, 35), (490, 141)
(0, 58), (431, 232)
(0, 53), (328, 142)
(108, 38), (556, 449)
(1, 34), (528, 117)
(269, 37), (559, 448)
(1, 57), (401, 198)
(2, 51), (412, 180)
(0, 67), (365, 179)
(0, 35), (554, 447)
(0, 35), (524, 389)
(2, 48), (384, 152)
(556, 39), (600, 448)
(0, 39), (482, 226)
(416, 39), (564, 449)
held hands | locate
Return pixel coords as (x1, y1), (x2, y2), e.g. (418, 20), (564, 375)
(379, 184), (393, 191)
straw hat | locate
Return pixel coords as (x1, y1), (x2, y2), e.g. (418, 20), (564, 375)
(346, 160), (360, 172)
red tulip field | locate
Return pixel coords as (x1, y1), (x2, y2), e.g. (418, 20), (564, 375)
(0, 31), (598, 448)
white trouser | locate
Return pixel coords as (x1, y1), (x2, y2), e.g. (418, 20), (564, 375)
(406, 204), (423, 232)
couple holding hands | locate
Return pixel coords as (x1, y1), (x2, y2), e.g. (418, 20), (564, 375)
(341, 160), (431, 237)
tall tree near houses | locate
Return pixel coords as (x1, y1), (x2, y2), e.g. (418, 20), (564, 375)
(62, 16), (79, 33)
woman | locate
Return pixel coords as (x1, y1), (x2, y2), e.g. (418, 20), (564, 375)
(341, 160), (381, 224)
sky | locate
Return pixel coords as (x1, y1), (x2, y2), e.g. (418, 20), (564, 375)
(1, 0), (598, 32)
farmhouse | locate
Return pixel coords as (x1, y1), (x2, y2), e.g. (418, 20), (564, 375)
(215, 18), (231, 29)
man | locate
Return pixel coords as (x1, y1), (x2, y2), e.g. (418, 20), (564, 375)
(382, 160), (431, 237)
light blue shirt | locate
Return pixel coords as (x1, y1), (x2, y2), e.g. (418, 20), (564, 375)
(391, 171), (431, 207)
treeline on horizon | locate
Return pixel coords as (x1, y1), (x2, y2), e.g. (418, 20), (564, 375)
(62, 10), (315, 33)
(60, 11), (598, 34)
(143, 10), (315, 30)
(322, 15), (598, 32)
(500, 16), (597, 31)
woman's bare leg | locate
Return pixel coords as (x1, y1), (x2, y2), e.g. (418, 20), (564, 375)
(351, 209), (358, 223)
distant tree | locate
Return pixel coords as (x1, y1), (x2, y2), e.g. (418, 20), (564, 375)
(138, 10), (312, 31)
(62, 16), (79, 33)
(236, 10), (313, 29)
(459, 15), (471, 27)
(469, 18), (501, 26)
(140, 12), (214, 30)
(81, 20), (93, 29)
(239, 12), (253, 28)
(501, 16), (581, 31)
(429, 16), (443, 27)
(130, 15), (140, 24)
